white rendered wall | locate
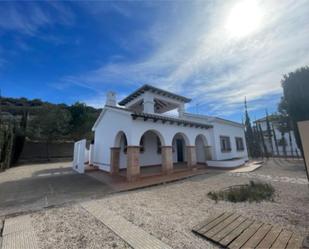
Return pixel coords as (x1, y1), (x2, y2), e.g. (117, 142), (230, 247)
(212, 122), (248, 161)
(196, 136), (206, 163)
(93, 107), (248, 172)
(93, 109), (133, 171)
(93, 108), (214, 171)
(139, 131), (162, 166)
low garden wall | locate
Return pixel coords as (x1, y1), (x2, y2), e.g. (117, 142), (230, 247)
(206, 158), (246, 168)
(19, 141), (74, 164)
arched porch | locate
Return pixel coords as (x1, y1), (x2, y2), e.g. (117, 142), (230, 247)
(195, 134), (212, 166)
(110, 130), (203, 181)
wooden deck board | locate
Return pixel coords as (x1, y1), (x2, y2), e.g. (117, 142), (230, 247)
(255, 226), (282, 249)
(286, 233), (303, 249)
(228, 221), (263, 249)
(220, 219), (253, 247)
(204, 213), (241, 238)
(212, 216), (247, 242)
(197, 213), (233, 234)
(270, 230), (292, 249)
(241, 223), (272, 249)
(192, 213), (304, 249)
(192, 213), (224, 231)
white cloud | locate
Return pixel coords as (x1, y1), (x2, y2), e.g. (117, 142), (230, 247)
(0, 2), (74, 35)
(55, 0), (309, 119)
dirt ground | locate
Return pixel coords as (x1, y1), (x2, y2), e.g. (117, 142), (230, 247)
(32, 205), (131, 249)
(28, 158), (309, 249)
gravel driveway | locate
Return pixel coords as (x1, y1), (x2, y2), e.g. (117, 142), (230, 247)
(29, 159), (309, 249)
(0, 162), (112, 216)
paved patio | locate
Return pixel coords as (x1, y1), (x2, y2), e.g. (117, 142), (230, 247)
(86, 163), (214, 192)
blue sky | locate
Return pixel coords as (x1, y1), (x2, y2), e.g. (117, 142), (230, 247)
(0, 1), (309, 122)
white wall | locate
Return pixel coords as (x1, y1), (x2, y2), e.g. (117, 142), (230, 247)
(93, 108), (133, 171)
(93, 107), (248, 172)
(196, 136), (206, 163)
(139, 131), (162, 166)
(212, 122), (248, 160)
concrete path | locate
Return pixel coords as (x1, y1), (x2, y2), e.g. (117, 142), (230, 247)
(81, 200), (173, 249)
(0, 162), (111, 216)
(1, 215), (39, 249)
(229, 161), (263, 173)
(229, 172), (308, 184)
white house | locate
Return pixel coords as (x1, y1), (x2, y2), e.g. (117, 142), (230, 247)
(255, 116), (301, 157)
(89, 84), (248, 181)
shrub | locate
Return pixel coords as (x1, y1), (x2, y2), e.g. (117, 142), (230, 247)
(208, 181), (275, 203)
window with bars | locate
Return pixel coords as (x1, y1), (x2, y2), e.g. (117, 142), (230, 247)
(220, 136), (231, 152)
(235, 137), (244, 151)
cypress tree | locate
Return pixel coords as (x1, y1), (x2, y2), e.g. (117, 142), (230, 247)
(258, 123), (268, 158)
(265, 110), (274, 156)
(244, 98), (256, 158)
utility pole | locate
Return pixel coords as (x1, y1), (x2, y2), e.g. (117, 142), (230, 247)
(196, 102), (200, 114)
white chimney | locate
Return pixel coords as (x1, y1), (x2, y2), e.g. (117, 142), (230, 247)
(105, 91), (116, 106)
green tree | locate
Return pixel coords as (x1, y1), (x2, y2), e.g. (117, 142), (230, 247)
(257, 123), (268, 157)
(10, 111), (28, 165)
(68, 102), (95, 141)
(28, 106), (71, 160)
(274, 115), (290, 158)
(281, 66), (309, 153)
(244, 98), (261, 158)
(265, 110), (274, 155)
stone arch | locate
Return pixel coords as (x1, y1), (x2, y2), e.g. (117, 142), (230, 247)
(111, 131), (128, 174)
(138, 129), (165, 168)
(114, 131), (128, 148)
(195, 134), (212, 162)
(138, 129), (166, 147)
(172, 132), (189, 163)
(172, 132), (190, 145)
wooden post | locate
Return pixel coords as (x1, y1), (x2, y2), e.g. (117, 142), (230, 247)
(297, 120), (309, 182)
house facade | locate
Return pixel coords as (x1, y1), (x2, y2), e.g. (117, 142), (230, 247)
(91, 84), (248, 181)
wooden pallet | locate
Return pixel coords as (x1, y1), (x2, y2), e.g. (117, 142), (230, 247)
(192, 212), (304, 249)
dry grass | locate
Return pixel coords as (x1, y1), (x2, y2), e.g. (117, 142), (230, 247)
(207, 180), (275, 203)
